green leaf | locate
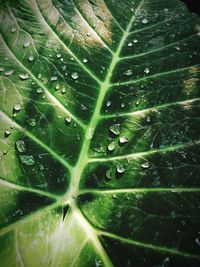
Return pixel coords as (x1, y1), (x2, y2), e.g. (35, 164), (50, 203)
(0, 0), (200, 266)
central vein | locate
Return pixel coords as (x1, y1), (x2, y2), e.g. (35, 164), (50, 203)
(65, 15), (136, 204)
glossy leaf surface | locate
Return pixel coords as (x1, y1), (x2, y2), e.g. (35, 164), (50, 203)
(0, 0), (200, 266)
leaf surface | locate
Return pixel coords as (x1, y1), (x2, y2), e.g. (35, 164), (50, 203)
(0, 0), (200, 266)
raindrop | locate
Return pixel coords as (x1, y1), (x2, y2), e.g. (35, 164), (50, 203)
(144, 67), (150, 74)
(19, 73), (29, 80)
(65, 116), (72, 124)
(171, 211), (176, 218)
(0, 67), (4, 72)
(3, 150), (7, 155)
(4, 130), (11, 138)
(19, 155), (35, 166)
(121, 103), (125, 108)
(81, 104), (87, 110)
(57, 53), (61, 58)
(36, 88), (43, 94)
(133, 39), (138, 43)
(112, 194), (118, 199)
(109, 124), (120, 135)
(124, 69), (133, 76)
(50, 76), (58, 81)
(141, 162), (151, 169)
(108, 141), (116, 151)
(13, 103), (21, 112)
(55, 84), (60, 90)
(61, 88), (66, 94)
(106, 100), (111, 107)
(27, 118), (37, 127)
(116, 164), (125, 174)
(146, 116), (151, 123)
(119, 136), (128, 144)
(71, 72), (79, 80)
(106, 170), (112, 179)
(4, 70), (14, 76)
(195, 237), (200, 247)
(15, 140), (26, 153)
(128, 42), (133, 47)
(28, 55), (34, 62)
(23, 41), (30, 48)
(11, 27), (17, 33)
(142, 18), (149, 24)
(83, 58), (88, 63)
(175, 46), (181, 51)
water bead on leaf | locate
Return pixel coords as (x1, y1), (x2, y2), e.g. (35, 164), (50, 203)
(19, 73), (29, 80)
(71, 72), (79, 80)
(108, 141), (116, 151)
(15, 140), (26, 153)
(19, 155), (35, 166)
(109, 124), (120, 135)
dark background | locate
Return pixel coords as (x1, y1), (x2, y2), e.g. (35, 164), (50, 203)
(181, 0), (200, 15)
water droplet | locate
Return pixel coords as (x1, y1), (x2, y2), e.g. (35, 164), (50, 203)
(3, 150), (7, 155)
(146, 116), (151, 123)
(116, 164), (125, 174)
(61, 88), (66, 94)
(87, 32), (91, 37)
(125, 69), (133, 76)
(144, 67), (150, 74)
(128, 42), (133, 47)
(11, 27), (17, 33)
(36, 88), (43, 94)
(112, 194), (118, 199)
(65, 116), (72, 123)
(4, 70), (14, 76)
(71, 72), (79, 80)
(131, 8), (134, 12)
(195, 237), (200, 247)
(19, 155), (35, 166)
(27, 118), (37, 127)
(50, 76), (58, 81)
(15, 140), (26, 153)
(83, 58), (88, 63)
(28, 55), (34, 62)
(171, 211), (176, 218)
(4, 130), (11, 138)
(55, 84), (60, 90)
(106, 100), (111, 107)
(141, 162), (151, 169)
(175, 46), (181, 51)
(109, 124), (120, 135)
(19, 73), (29, 80)
(23, 41), (30, 48)
(119, 136), (128, 144)
(142, 18), (149, 24)
(57, 53), (61, 58)
(13, 103), (21, 112)
(106, 170), (112, 179)
(108, 141), (116, 151)
(81, 104), (87, 110)
(121, 103), (125, 108)
(0, 67), (4, 72)
(133, 39), (138, 43)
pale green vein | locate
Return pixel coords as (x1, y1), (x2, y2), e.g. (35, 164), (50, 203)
(72, 0), (114, 54)
(34, 0), (102, 85)
(0, 34), (86, 129)
(99, 231), (200, 259)
(15, 229), (25, 267)
(120, 33), (198, 60)
(73, 206), (113, 267)
(101, 98), (200, 119)
(0, 111), (73, 171)
(89, 140), (200, 163)
(128, 18), (170, 35)
(0, 177), (59, 200)
(113, 64), (200, 86)
(0, 201), (61, 236)
(80, 188), (200, 195)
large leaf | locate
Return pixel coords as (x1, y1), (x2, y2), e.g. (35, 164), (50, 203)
(0, 0), (200, 266)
